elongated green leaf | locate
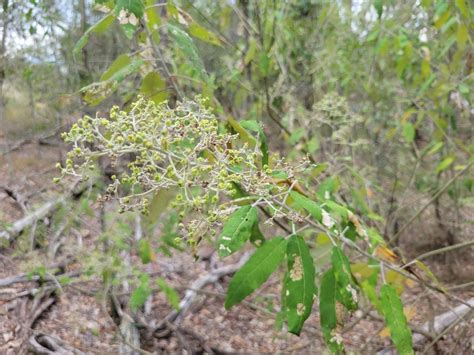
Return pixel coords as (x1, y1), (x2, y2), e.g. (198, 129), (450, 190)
(130, 274), (151, 311)
(290, 191), (322, 222)
(282, 235), (316, 335)
(217, 205), (258, 257)
(402, 122), (415, 143)
(101, 54), (132, 81)
(115, 0), (144, 17)
(436, 156), (455, 174)
(144, 2), (161, 43)
(115, 0), (145, 39)
(106, 58), (144, 83)
(138, 239), (153, 264)
(227, 116), (257, 148)
(189, 22), (222, 46)
(168, 23), (207, 81)
(73, 14), (114, 55)
(319, 268), (344, 353)
(240, 120), (269, 166)
(332, 247), (358, 310)
(225, 237), (287, 309)
(380, 284), (413, 355)
(455, 0), (469, 18)
(140, 71), (168, 103)
(146, 189), (176, 225)
(156, 277), (180, 310)
(324, 200), (349, 219)
(250, 221), (265, 247)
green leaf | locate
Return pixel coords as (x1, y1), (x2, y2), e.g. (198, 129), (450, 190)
(258, 52), (271, 76)
(227, 116), (257, 148)
(144, 0), (161, 43)
(130, 274), (151, 311)
(217, 205), (258, 257)
(138, 239), (153, 264)
(73, 14), (114, 55)
(225, 236), (287, 309)
(156, 277), (180, 310)
(115, 0), (144, 17)
(425, 141), (444, 156)
(436, 156), (455, 174)
(459, 83), (469, 95)
(319, 268), (344, 353)
(455, 0), (469, 18)
(167, 23), (207, 82)
(380, 284), (413, 355)
(402, 122), (415, 143)
(332, 247), (358, 310)
(244, 38), (258, 64)
(324, 200), (349, 219)
(282, 235), (317, 335)
(290, 191), (322, 223)
(288, 128), (305, 145)
(101, 54), (132, 81)
(317, 177), (338, 200)
(250, 221), (265, 247)
(373, 0), (383, 19)
(140, 71), (168, 103)
(146, 189), (175, 225)
(240, 120), (269, 166)
(189, 22), (222, 46)
(456, 23), (469, 50)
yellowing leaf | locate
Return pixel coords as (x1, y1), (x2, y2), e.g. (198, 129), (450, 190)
(227, 116), (257, 148)
(436, 156), (455, 174)
(456, 23), (469, 50)
(380, 306), (416, 338)
(189, 22), (222, 46)
(374, 245), (400, 264)
(140, 71), (168, 103)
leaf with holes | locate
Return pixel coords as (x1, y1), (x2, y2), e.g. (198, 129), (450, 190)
(332, 246), (358, 310)
(290, 191), (322, 223)
(282, 235), (316, 335)
(319, 268), (344, 354)
(217, 205), (258, 257)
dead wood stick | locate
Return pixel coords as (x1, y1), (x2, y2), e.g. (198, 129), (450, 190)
(0, 269), (80, 288)
(162, 252), (250, 325)
(29, 333), (85, 355)
(0, 196), (66, 242)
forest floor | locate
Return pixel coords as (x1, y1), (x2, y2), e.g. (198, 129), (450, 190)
(0, 137), (473, 354)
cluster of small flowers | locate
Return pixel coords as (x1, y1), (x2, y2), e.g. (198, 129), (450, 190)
(57, 96), (310, 246)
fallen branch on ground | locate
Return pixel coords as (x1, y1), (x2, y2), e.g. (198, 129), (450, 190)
(163, 252), (250, 325)
(29, 333), (85, 355)
(0, 196), (66, 243)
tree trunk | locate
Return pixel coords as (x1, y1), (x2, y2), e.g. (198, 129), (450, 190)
(0, 0), (9, 126)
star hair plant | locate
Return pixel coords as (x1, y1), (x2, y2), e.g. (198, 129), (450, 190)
(58, 96), (414, 354)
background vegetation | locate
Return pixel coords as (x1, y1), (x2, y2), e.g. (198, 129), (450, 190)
(0, 0), (472, 354)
